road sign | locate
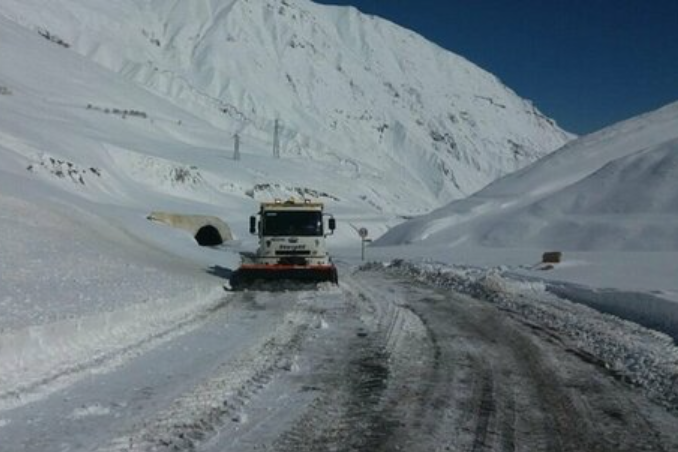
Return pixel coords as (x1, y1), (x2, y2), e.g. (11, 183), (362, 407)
(359, 227), (370, 261)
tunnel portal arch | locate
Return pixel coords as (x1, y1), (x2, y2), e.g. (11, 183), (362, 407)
(195, 225), (223, 246)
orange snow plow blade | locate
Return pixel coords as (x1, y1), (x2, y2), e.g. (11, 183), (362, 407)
(229, 264), (338, 290)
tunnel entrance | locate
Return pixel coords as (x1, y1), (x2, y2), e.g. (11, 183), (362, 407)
(195, 225), (223, 246)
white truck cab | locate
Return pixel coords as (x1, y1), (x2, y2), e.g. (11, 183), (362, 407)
(231, 198), (338, 289)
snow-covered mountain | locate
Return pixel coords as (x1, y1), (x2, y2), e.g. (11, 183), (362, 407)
(377, 101), (678, 251)
(4, 3), (678, 441)
(0, 0), (573, 364)
(0, 0), (570, 219)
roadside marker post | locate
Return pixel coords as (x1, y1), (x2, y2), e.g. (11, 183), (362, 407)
(358, 227), (370, 261)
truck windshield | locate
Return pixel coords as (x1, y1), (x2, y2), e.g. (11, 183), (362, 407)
(262, 211), (323, 236)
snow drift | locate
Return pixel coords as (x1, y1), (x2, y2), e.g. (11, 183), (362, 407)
(377, 101), (678, 251)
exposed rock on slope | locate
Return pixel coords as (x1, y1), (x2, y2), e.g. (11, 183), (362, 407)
(1, 0), (571, 208)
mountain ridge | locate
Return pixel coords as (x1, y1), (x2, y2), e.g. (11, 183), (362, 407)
(1, 0), (571, 211)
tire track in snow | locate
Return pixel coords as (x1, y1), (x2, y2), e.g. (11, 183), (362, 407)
(101, 291), (317, 452)
(362, 267), (678, 452)
(272, 272), (453, 452)
(21, 268), (673, 452)
(271, 284), (394, 451)
(470, 372), (497, 452)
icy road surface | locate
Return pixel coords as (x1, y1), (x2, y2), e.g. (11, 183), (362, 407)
(1, 270), (677, 452)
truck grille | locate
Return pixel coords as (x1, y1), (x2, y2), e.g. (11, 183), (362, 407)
(275, 250), (311, 256)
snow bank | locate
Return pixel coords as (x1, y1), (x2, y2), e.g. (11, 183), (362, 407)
(547, 283), (678, 342)
(377, 101), (678, 250)
(0, 285), (224, 411)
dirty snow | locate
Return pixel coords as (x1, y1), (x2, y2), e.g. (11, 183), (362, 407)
(369, 260), (678, 411)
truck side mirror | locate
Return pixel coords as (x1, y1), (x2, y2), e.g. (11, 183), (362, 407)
(249, 216), (256, 234)
(328, 217), (336, 232)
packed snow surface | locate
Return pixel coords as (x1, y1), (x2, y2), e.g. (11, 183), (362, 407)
(368, 260), (678, 412)
(1, 0), (677, 445)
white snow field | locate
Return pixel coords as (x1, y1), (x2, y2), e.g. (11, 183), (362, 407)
(0, 0), (571, 208)
(2, 0), (678, 450)
(0, 0), (571, 407)
(375, 101), (678, 340)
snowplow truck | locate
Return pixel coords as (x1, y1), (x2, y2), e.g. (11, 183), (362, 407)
(230, 198), (338, 289)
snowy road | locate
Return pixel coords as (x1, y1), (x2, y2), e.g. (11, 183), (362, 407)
(1, 269), (677, 451)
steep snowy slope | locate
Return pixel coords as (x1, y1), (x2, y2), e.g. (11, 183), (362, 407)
(0, 0), (571, 206)
(0, 10), (410, 252)
(0, 15), (236, 328)
(377, 101), (678, 251)
(0, 0), (573, 335)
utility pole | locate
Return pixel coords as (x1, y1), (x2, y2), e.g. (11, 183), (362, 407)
(233, 133), (240, 161)
(272, 119), (281, 159)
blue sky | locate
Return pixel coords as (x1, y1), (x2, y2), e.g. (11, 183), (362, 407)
(314, 0), (678, 135)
